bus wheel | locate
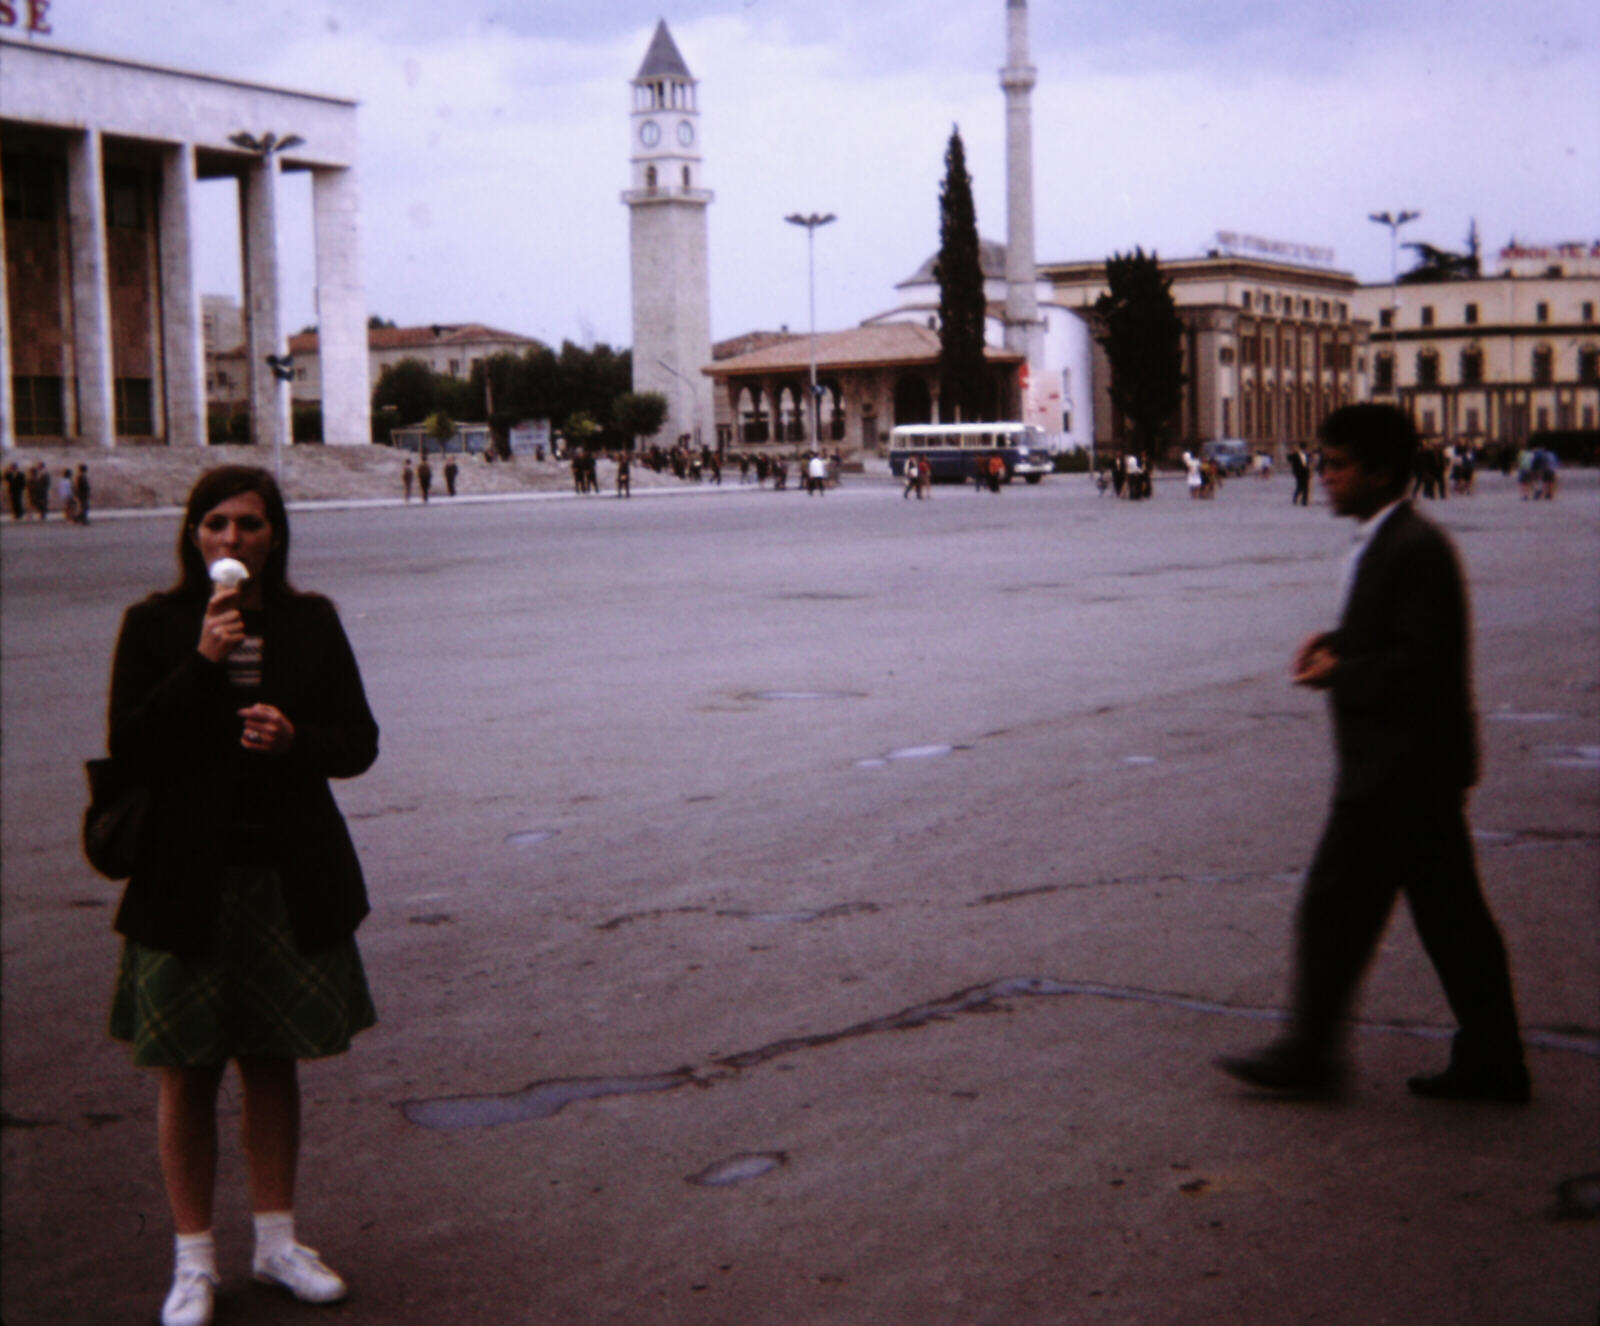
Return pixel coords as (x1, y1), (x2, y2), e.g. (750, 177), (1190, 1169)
(1025, 474), (1043, 484)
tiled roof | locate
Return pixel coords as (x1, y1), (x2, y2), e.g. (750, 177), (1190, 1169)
(286, 324), (540, 355)
(706, 322), (1021, 376)
(636, 21), (692, 81)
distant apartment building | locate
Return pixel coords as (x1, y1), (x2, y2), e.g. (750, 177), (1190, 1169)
(1352, 240), (1600, 444)
(203, 305), (540, 412)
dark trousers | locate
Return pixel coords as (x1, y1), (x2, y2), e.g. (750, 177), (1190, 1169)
(1289, 791), (1523, 1069)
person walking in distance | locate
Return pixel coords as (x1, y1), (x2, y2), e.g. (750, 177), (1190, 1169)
(1216, 404), (1528, 1103)
(1289, 445), (1312, 507)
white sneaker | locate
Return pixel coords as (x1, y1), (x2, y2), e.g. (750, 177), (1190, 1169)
(162, 1266), (219, 1326)
(253, 1241), (348, 1303)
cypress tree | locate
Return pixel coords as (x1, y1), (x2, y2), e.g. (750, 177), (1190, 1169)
(935, 126), (989, 423)
(1093, 248), (1186, 459)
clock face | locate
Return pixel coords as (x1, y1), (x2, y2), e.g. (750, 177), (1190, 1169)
(639, 120), (660, 147)
(676, 120), (695, 148)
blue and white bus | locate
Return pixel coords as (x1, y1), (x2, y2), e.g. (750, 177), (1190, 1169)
(889, 422), (1052, 484)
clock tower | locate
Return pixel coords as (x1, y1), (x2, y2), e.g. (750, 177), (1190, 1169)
(624, 20), (714, 450)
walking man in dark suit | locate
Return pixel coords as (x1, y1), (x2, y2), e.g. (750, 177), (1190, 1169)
(1217, 404), (1528, 1102)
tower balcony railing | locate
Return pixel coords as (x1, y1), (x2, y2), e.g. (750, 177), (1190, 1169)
(622, 184), (715, 206)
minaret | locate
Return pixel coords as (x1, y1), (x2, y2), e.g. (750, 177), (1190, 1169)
(1000, 0), (1046, 424)
(624, 20), (714, 450)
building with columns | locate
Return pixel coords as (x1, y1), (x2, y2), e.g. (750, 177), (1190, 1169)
(1353, 240), (1600, 445)
(1043, 251), (1370, 458)
(624, 21), (714, 450)
(0, 38), (368, 450)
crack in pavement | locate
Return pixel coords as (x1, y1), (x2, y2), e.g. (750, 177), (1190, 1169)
(398, 975), (1600, 1130)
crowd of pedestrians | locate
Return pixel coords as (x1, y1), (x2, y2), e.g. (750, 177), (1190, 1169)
(5, 461), (90, 523)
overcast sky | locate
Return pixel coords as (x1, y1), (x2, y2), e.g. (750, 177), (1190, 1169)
(28, 0), (1600, 349)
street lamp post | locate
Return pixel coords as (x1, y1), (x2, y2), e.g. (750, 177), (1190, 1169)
(784, 212), (835, 454)
(231, 131), (305, 482)
(1368, 209), (1419, 402)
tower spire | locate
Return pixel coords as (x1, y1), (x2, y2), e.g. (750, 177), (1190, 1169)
(1004, 0), (1043, 425)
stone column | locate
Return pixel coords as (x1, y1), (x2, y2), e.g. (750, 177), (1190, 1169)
(158, 143), (207, 447)
(0, 154), (12, 451)
(240, 154), (288, 453)
(313, 166), (369, 445)
(67, 129), (116, 447)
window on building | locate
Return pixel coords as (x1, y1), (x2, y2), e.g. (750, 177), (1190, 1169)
(1318, 301), (1329, 319)
(11, 376), (66, 436)
(1465, 408), (1480, 434)
(645, 165), (657, 189)
(1374, 353), (1393, 392)
(1459, 347), (1483, 385)
(1583, 302), (1595, 323)
(1464, 303), (1479, 325)
(1300, 299), (1311, 317)
(1585, 406), (1596, 429)
(1223, 399), (1233, 435)
(448, 359), (461, 376)
(1536, 302), (1549, 323)
(1338, 302), (1348, 322)
(1532, 346), (1554, 384)
(1579, 347), (1600, 383)
(1219, 346), (1235, 365)
(1241, 291), (1252, 310)
(1416, 350), (1440, 387)
(1263, 340), (1273, 367)
(1420, 305), (1434, 328)
(1536, 407), (1550, 430)
(1422, 410), (1436, 435)
(1379, 308), (1393, 329)
(115, 378), (154, 435)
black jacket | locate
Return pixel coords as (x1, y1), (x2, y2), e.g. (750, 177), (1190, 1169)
(108, 588), (378, 954)
(1320, 503), (1478, 799)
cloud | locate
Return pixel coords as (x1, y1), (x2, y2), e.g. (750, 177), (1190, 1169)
(52, 0), (1600, 350)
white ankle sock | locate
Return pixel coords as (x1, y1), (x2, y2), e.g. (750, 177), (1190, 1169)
(174, 1230), (217, 1278)
(252, 1210), (296, 1260)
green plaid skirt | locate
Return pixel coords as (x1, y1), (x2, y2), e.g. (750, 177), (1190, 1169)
(110, 866), (376, 1067)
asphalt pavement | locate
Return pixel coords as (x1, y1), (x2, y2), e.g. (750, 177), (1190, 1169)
(3, 469), (1596, 1324)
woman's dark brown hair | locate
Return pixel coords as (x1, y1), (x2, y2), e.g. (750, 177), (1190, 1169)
(173, 465), (292, 597)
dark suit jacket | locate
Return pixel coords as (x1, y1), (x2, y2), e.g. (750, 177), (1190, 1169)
(108, 588), (379, 955)
(1319, 502), (1478, 799)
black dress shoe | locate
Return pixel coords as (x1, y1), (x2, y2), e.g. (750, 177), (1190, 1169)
(1407, 1063), (1530, 1104)
(1215, 1044), (1343, 1098)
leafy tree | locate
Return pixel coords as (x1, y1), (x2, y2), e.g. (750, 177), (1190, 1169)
(372, 358), (436, 428)
(935, 125), (990, 423)
(367, 314), (397, 329)
(565, 410), (601, 452)
(1093, 248), (1186, 459)
(423, 409), (455, 456)
(1400, 220), (1482, 284)
(611, 391), (669, 450)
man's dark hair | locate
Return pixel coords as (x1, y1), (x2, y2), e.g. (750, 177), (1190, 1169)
(1319, 404), (1419, 492)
